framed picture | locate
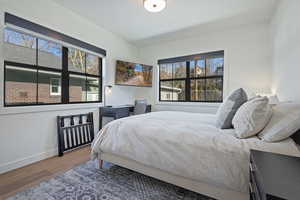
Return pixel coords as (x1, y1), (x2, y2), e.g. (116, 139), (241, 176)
(115, 60), (152, 87)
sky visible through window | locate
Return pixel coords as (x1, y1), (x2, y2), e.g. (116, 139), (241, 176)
(5, 29), (62, 57)
(207, 57), (224, 74)
(4, 28), (36, 48)
(38, 38), (62, 57)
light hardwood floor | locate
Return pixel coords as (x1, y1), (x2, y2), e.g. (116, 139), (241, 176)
(0, 146), (91, 200)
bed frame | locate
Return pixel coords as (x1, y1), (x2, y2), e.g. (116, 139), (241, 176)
(97, 131), (300, 200)
(98, 153), (248, 200)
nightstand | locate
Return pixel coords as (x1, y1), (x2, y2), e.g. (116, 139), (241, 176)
(249, 150), (300, 200)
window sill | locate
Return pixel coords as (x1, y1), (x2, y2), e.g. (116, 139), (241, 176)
(0, 102), (103, 116)
(155, 101), (221, 107)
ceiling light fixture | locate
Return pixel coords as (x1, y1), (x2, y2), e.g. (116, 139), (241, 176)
(144, 0), (166, 13)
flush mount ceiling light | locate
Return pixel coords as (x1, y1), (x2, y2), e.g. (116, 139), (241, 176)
(144, 0), (166, 13)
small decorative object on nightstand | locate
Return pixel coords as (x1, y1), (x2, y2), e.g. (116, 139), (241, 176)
(249, 150), (300, 200)
(268, 95), (279, 106)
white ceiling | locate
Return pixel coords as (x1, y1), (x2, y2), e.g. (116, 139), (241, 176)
(53, 0), (278, 46)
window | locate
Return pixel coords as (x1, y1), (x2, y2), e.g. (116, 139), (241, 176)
(5, 65), (37, 105)
(50, 78), (61, 96)
(68, 48), (85, 73)
(68, 47), (101, 103)
(4, 28), (36, 65)
(4, 28), (102, 106)
(38, 38), (62, 69)
(158, 51), (224, 102)
(69, 74), (87, 102)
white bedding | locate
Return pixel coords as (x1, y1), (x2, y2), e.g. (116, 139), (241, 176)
(91, 111), (300, 193)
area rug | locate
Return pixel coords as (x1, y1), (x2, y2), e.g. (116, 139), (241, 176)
(8, 160), (215, 200)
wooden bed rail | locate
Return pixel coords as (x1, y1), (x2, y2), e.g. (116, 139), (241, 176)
(57, 112), (95, 156)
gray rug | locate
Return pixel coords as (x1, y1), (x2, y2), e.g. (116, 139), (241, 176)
(8, 160), (215, 200)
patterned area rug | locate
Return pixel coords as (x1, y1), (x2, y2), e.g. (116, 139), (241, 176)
(8, 160), (215, 200)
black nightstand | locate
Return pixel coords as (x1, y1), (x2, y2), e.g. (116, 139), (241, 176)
(99, 105), (151, 130)
(249, 150), (300, 200)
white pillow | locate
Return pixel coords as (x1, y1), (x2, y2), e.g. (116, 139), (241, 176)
(233, 97), (272, 139)
(258, 103), (300, 142)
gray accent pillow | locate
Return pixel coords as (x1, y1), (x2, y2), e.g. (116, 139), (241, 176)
(216, 88), (248, 129)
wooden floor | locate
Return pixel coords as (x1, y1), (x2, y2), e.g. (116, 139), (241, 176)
(0, 146), (91, 200)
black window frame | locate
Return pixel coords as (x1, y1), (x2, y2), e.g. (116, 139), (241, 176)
(3, 28), (103, 107)
(158, 51), (224, 103)
(67, 47), (102, 104)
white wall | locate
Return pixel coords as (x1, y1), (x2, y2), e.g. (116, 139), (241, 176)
(0, 0), (143, 173)
(271, 0), (300, 102)
(138, 23), (273, 113)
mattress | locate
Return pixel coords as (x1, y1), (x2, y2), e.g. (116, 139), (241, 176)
(91, 111), (300, 193)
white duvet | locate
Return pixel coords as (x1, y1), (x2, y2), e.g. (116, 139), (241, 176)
(91, 111), (300, 193)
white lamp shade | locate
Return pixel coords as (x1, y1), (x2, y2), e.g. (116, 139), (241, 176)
(104, 85), (112, 106)
(105, 86), (112, 94)
(268, 95), (279, 105)
(144, 0), (166, 12)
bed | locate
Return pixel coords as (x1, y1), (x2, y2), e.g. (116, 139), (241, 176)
(91, 111), (300, 200)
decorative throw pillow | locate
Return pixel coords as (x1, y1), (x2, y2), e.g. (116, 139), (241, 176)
(232, 97), (273, 139)
(258, 103), (300, 142)
(215, 88), (248, 129)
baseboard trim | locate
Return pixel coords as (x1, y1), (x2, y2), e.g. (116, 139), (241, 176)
(0, 148), (57, 174)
